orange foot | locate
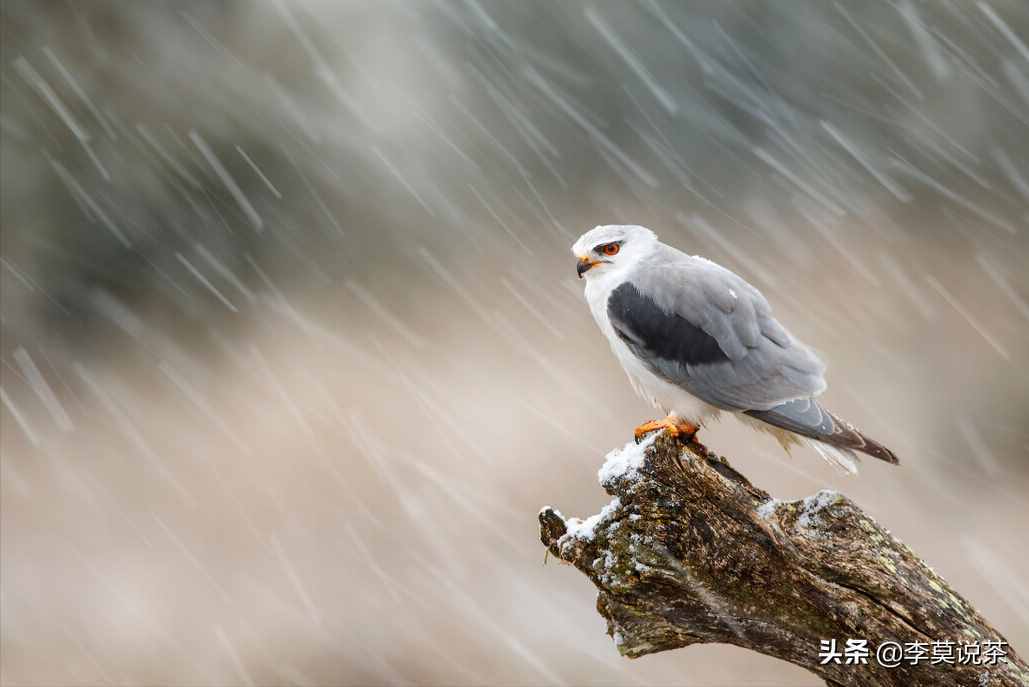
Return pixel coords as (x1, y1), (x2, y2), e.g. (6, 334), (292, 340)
(633, 416), (699, 444)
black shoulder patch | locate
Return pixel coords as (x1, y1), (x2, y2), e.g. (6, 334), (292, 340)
(607, 282), (729, 368)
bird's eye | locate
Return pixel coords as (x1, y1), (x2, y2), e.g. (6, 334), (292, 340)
(600, 242), (621, 256)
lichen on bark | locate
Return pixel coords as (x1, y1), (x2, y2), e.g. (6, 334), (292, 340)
(539, 434), (1028, 687)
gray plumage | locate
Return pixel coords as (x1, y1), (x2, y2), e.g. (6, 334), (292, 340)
(616, 244), (826, 411)
(573, 224), (899, 471)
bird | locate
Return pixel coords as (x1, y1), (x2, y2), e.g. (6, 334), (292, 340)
(572, 224), (898, 473)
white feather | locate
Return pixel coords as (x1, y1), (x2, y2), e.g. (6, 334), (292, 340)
(573, 224), (859, 475)
(577, 227), (721, 424)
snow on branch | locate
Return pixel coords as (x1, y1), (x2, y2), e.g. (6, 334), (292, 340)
(539, 434), (1027, 687)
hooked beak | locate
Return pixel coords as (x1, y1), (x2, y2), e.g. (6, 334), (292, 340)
(577, 256), (599, 278)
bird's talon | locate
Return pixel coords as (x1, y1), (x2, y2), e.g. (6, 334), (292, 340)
(633, 417), (699, 444)
(634, 417), (696, 443)
(675, 420), (699, 442)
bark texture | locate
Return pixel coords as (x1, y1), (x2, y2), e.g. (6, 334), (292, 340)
(539, 434), (1027, 687)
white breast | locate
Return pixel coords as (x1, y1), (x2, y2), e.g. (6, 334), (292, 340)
(584, 277), (721, 424)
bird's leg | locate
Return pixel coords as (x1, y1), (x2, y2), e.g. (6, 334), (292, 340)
(674, 418), (700, 439)
(634, 415), (699, 444)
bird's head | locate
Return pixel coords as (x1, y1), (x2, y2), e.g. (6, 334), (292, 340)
(571, 225), (658, 280)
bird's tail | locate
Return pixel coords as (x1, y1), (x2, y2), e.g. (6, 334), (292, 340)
(744, 399), (900, 470)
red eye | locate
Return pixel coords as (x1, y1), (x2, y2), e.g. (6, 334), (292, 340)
(602, 243), (620, 256)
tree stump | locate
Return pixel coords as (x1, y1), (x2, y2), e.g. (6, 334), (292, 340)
(539, 434), (1027, 687)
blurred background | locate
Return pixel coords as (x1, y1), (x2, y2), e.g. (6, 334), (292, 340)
(2, 1), (1028, 685)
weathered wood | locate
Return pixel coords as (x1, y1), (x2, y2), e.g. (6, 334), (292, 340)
(539, 434), (1027, 687)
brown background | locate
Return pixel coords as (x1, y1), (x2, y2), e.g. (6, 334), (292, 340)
(2, 2), (1027, 685)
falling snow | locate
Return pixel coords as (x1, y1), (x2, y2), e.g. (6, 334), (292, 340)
(2, 1), (1028, 685)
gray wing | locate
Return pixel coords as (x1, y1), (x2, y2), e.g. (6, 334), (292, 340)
(608, 249), (825, 411)
(745, 399), (899, 464)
